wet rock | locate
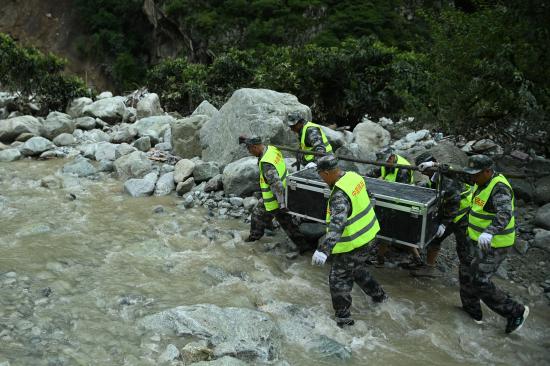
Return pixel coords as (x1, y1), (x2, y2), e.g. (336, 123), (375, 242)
(514, 239), (529, 255)
(133, 136), (151, 152)
(535, 176), (550, 204)
(114, 151), (153, 179)
(0, 115), (43, 143)
(174, 159), (195, 183)
(534, 203), (550, 230)
(204, 174), (223, 193)
(80, 128), (111, 143)
(139, 304), (278, 362)
(533, 229), (550, 251)
(41, 112), (75, 140)
(67, 97), (93, 118)
(74, 116), (96, 130)
(222, 157), (259, 197)
(110, 127), (134, 144)
(181, 340), (213, 363)
(20, 136), (54, 156)
(154, 172), (175, 196)
(137, 93), (163, 119)
(82, 97), (126, 124)
(182, 193), (195, 208)
(192, 356), (247, 366)
(53, 133), (76, 146)
(124, 172), (158, 197)
(115, 143), (136, 159)
(176, 177), (195, 196)
(40, 175), (61, 189)
(152, 205), (165, 214)
(229, 197), (243, 207)
(243, 197), (258, 212)
(528, 284), (543, 297)
(158, 344), (180, 363)
(0, 148), (21, 162)
(94, 142), (118, 161)
(62, 157), (96, 177)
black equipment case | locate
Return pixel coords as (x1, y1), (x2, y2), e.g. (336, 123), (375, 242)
(285, 169), (440, 249)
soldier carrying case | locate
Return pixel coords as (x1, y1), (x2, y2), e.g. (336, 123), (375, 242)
(285, 168), (440, 249)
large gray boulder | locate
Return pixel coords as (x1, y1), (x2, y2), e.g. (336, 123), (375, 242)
(66, 97), (93, 118)
(78, 129), (111, 143)
(82, 97), (127, 124)
(171, 115), (210, 159)
(509, 178), (535, 202)
(352, 119), (391, 155)
(136, 93), (163, 119)
(319, 125), (347, 150)
(75, 116), (96, 130)
(114, 151), (153, 179)
(174, 159), (195, 183)
(53, 133), (76, 146)
(20, 136), (55, 156)
(62, 157), (97, 177)
(192, 100), (219, 118)
(533, 229), (550, 251)
(41, 112), (75, 140)
(193, 161), (220, 182)
(131, 115), (174, 141)
(200, 88), (307, 165)
(222, 157), (259, 197)
(424, 141), (469, 167)
(124, 172), (158, 197)
(0, 116), (43, 143)
(110, 125), (136, 144)
(94, 142), (118, 161)
(335, 143), (377, 175)
(0, 148), (21, 162)
(535, 176), (550, 205)
(535, 203), (550, 230)
(139, 304), (278, 362)
(154, 172), (175, 196)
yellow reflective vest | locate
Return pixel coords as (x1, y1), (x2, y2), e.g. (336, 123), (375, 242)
(453, 183), (474, 223)
(326, 171), (380, 254)
(300, 122), (333, 162)
(468, 174), (515, 247)
(380, 154), (413, 184)
(259, 146), (288, 211)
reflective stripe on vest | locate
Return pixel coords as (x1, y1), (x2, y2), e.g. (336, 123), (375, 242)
(453, 183), (474, 223)
(467, 174), (515, 247)
(300, 122), (333, 162)
(259, 146), (287, 211)
(326, 172), (380, 254)
(380, 155), (413, 184)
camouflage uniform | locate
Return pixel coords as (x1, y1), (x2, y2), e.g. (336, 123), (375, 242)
(249, 150), (312, 252)
(458, 174), (524, 320)
(299, 126), (329, 165)
(320, 180), (386, 323)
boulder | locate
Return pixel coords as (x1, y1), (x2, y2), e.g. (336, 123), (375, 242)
(222, 157), (259, 197)
(62, 157), (96, 177)
(174, 159), (195, 183)
(191, 356), (247, 366)
(96, 91), (113, 100)
(194, 161), (220, 182)
(114, 151), (153, 179)
(82, 97), (127, 124)
(41, 112), (75, 140)
(154, 172), (175, 196)
(424, 141), (469, 166)
(535, 176), (550, 204)
(319, 125), (347, 150)
(123, 172), (158, 197)
(335, 143), (377, 175)
(405, 129), (430, 143)
(176, 177), (195, 196)
(115, 143), (136, 159)
(533, 229), (550, 251)
(131, 115), (174, 141)
(243, 197), (259, 212)
(20, 136), (54, 156)
(154, 142), (171, 151)
(66, 97), (93, 118)
(79, 129), (111, 143)
(171, 115), (209, 159)
(136, 93), (163, 119)
(0, 148), (21, 162)
(139, 304), (278, 362)
(204, 174), (223, 192)
(509, 178), (535, 202)
(352, 120), (391, 155)
(0, 116), (43, 143)
(200, 88), (306, 165)
(192, 100), (219, 118)
(15, 132), (35, 142)
(535, 204), (550, 230)
(110, 125), (135, 144)
(94, 142), (118, 161)
(52, 133), (76, 146)
(133, 136), (151, 152)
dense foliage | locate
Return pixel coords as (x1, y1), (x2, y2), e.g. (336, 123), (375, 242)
(0, 33), (88, 113)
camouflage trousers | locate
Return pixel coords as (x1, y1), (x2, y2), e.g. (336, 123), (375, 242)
(457, 238), (524, 320)
(329, 242), (386, 323)
(249, 199), (313, 252)
(427, 216), (469, 251)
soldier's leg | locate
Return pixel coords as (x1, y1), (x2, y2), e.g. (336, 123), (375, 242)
(472, 247), (525, 319)
(329, 253), (355, 326)
(411, 222), (454, 277)
(457, 237), (483, 320)
(353, 244), (386, 301)
(274, 211), (314, 253)
(247, 199), (273, 241)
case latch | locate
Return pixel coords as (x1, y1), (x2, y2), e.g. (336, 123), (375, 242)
(410, 206), (420, 217)
(289, 180), (297, 190)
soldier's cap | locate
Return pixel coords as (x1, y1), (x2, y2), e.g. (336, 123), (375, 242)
(238, 135), (262, 146)
(317, 155), (339, 171)
(415, 152), (437, 166)
(464, 154), (494, 174)
(287, 112), (305, 126)
(376, 146), (394, 161)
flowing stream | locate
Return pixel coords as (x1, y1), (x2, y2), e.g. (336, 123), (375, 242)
(0, 160), (549, 365)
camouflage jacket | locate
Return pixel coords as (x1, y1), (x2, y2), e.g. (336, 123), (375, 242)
(259, 147), (286, 208)
(426, 172), (462, 226)
(299, 126), (328, 164)
(318, 173), (352, 254)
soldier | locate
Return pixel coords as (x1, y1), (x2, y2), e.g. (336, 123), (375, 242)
(410, 152), (473, 278)
(460, 154), (528, 333)
(286, 111), (333, 168)
(239, 136), (313, 253)
(369, 146), (420, 267)
(312, 155), (387, 327)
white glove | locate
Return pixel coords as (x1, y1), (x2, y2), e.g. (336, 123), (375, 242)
(418, 161), (436, 171)
(304, 162), (317, 169)
(436, 224), (446, 238)
(311, 250), (328, 266)
(478, 232), (493, 252)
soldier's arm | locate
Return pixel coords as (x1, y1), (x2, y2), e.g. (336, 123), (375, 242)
(318, 189), (351, 255)
(440, 177), (461, 226)
(485, 183), (514, 235)
(262, 163), (286, 208)
(305, 127), (327, 163)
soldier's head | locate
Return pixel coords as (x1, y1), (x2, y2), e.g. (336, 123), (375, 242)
(287, 112), (306, 133)
(376, 146), (395, 164)
(238, 135), (264, 157)
(464, 154), (494, 185)
(415, 152), (437, 177)
(316, 155), (340, 186)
